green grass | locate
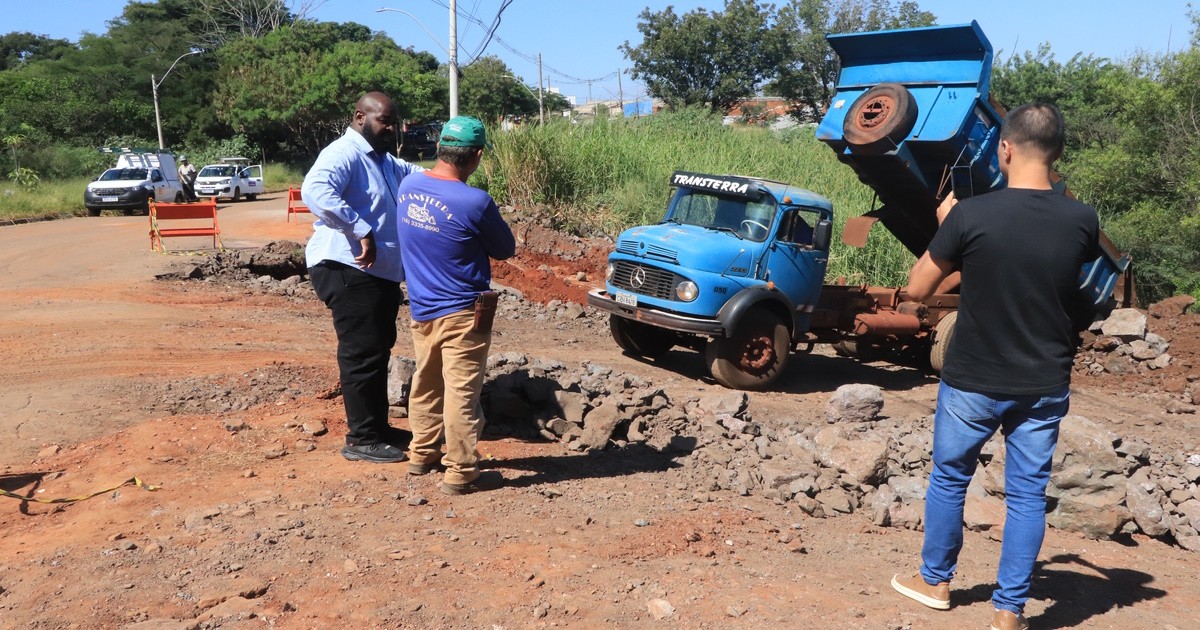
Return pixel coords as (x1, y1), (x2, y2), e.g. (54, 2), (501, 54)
(0, 177), (92, 220)
(0, 164), (309, 221)
(477, 110), (914, 286)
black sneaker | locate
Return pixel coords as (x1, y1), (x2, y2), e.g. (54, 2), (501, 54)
(340, 442), (408, 463)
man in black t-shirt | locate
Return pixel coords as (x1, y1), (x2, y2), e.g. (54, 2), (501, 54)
(890, 103), (1100, 630)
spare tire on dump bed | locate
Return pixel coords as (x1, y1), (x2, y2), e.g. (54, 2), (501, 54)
(842, 82), (918, 155)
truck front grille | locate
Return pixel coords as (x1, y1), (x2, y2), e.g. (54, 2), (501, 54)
(611, 261), (679, 300)
(616, 240), (679, 264)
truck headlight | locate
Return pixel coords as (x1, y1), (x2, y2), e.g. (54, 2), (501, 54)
(605, 263), (614, 282)
(218, 178), (231, 185)
(675, 280), (698, 301)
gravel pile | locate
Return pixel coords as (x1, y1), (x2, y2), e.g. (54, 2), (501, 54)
(387, 354), (1200, 551)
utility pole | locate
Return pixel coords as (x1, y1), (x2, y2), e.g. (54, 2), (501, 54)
(617, 69), (624, 119)
(152, 74), (163, 149)
(448, 0), (458, 118)
(537, 52), (545, 126)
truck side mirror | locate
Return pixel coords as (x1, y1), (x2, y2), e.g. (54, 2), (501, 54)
(813, 219), (833, 251)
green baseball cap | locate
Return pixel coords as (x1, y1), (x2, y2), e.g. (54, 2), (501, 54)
(439, 116), (490, 149)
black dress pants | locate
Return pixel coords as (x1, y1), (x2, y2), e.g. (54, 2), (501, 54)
(310, 261), (402, 446)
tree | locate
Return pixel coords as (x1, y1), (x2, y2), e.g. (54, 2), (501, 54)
(459, 56), (539, 122)
(770, 0), (934, 120)
(213, 22), (446, 157)
(620, 0), (788, 112)
(0, 32), (74, 71)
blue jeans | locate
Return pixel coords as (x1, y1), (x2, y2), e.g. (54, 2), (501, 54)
(920, 381), (1069, 614)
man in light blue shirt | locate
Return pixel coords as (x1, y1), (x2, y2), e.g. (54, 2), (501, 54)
(304, 91), (423, 464)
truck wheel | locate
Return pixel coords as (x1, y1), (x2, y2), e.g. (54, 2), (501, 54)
(174, 192), (185, 203)
(232, 187), (241, 202)
(610, 315), (674, 358)
(246, 193), (257, 201)
(86, 207), (101, 217)
(706, 309), (789, 390)
(929, 311), (958, 374)
(843, 82), (918, 155)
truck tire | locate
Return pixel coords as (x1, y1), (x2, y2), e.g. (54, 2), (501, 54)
(929, 311), (957, 374)
(174, 192), (185, 203)
(246, 193), (257, 201)
(610, 315), (674, 358)
(231, 187), (241, 202)
(706, 309), (789, 390)
(86, 207), (101, 217)
(843, 82), (918, 155)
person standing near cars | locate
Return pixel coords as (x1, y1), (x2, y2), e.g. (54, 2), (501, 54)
(891, 103), (1101, 630)
(178, 156), (197, 202)
(304, 91), (422, 464)
(395, 116), (515, 494)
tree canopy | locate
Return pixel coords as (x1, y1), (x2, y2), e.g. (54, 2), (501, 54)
(621, 0), (788, 113)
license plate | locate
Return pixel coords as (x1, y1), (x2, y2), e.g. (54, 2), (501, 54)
(614, 290), (637, 307)
(102, 196), (118, 202)
(198, 188), (215, 194)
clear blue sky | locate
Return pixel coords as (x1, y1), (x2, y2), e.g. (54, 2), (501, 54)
(4, 0), (1194, 105)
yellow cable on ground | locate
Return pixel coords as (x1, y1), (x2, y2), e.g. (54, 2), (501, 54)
(0, 477), (159, 504)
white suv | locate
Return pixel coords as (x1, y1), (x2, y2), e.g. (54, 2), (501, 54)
(194, 157), (264, 201)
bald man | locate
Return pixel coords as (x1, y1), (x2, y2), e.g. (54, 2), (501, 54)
(304, 91), (424, 464)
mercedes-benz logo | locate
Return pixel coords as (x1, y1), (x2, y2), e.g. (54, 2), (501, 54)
(630, 267), (646, 288)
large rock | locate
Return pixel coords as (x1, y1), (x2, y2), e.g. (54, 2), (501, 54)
(1046, 416), (1131, 538)
(1099, 309), (1147, 340)
(1126, 472), (1171, 537)
(577, 399), (623, 450)
(826, 384), (884, 423)
(552, 390), (589, 424)
(813, 426), (890, 485)
(387, 355), (416, 407)
(697, 391), (748, 417)
(964, 474), (1005, 532)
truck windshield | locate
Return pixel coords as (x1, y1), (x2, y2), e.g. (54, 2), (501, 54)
(199, 166), (236, 177)
(668, 191), (776, 242)
(99, 168), (148, 181)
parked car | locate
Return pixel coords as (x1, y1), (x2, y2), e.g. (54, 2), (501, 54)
(193, 157), (264, 201)
(400, 123), (441, 160)
(83, 149), (185, 216)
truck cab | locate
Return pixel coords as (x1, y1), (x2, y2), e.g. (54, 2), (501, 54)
(588, 171), (834, 389)
(194, 157), (264, 201)
(83, 148), (185, 216)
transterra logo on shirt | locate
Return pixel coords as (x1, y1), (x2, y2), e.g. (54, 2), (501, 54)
(399, 193), (450, 233)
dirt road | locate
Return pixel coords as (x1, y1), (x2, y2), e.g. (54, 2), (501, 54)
(0, 195), (1196, 628)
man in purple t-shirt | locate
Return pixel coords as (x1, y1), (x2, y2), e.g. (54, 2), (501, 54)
(395, 116), (516, 495)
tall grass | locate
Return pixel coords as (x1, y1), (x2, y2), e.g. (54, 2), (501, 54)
(0, 177), (91, 220)
(477, 109), (914, 286)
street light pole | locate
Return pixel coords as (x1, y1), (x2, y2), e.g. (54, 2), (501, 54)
(376, 6), (457, 118)
(151, 50), (201, 150)
(503, 75), (542, 126)
(448, 0), (458, 118)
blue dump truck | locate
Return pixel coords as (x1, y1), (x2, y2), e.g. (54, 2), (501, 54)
(587, 21), (1132, 390)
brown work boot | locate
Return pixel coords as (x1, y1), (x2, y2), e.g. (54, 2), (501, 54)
(407, 461), (443, 476)
(891, 573), (950, 610)
(990, 609), (1029, 630)
(440, 471), (502, 496)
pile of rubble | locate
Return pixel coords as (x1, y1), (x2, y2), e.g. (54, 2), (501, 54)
(384, 352), (1200, 551)
(158, 240), (312, 299)
(1078, 307), (1174, 375)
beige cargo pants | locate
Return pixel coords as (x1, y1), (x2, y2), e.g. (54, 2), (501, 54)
(405, 309), (491, 485)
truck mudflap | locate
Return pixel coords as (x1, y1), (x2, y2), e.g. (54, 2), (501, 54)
(587, 289), (726, 336)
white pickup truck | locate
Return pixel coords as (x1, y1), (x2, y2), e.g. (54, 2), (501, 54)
(83, 149), (186, 216)
(194, 157), (264, 201)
